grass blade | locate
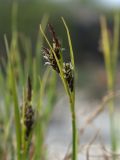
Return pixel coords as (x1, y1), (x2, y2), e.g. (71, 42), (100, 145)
(61, 17), (75, 69)
(4, 34), (22, 160)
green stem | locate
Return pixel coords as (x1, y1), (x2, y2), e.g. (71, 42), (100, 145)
(61, 17), (77, 159)
(4, 34), (22, 160)
(110, 113), (117, 151)
(21, 89), (27, 160)
(109, 98), (117, 159)
(71, 108), (77, 160)
(11, 68), (22, 160)
(100, 15), (119, 155)
(70, 94), (77, 160)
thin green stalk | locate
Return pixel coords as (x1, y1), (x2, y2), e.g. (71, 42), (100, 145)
(33, 58), (37, 91)
(21, 88), (27, 160)
(100, 14), (120, 153)
(69, 97), (77, 160)
(11, 67), (22, 160)
(33, 121), (44, 160)
(61, 17), (75, 69)
(38, 67), (51, 111)
(4, 35), (22, 160)
(11, 1), (24, 85)
(33, 14), (49, 92)
(43, 71), (57, 122)
(112, 13), (119, 70)
(35, 14), (49, 74)
(100, 16), (113, 94)
(33, 68), (51, 160)
(19, 35), (32, 79)
(40, 19), (77, 160)
(101, 16), (115, 152)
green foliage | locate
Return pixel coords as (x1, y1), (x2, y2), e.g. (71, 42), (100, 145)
(100, 13), (120, 153)
(0, 3), (57, 159)
(1, 2), (120, 160)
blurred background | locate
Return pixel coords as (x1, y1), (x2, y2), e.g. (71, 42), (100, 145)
(0, 1), (120, 159)
(0, 0), (120, 98)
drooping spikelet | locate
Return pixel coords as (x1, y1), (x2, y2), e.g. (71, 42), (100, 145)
(42, 24), (61, 73)
(43, 47), (60, 73)
(63, 62), (74, 92)
(48, 23), (61, 59)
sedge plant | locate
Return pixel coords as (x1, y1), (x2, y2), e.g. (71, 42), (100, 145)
(0, 2), (58, 159)
(100, 14), (120, 152)
(40, 17), (77, 160)
(3, 33), (57, 160)
(3, 34), (58, 159)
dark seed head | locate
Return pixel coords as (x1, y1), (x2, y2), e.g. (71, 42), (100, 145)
(48, 23), (61, 50)
(42, 47), (60, 73)
(24, 104), (34, 140)
(63, 62), (74, 92)
(42, 24), (62, 74)
(21, 76), (34, 141)
(27, 76), (32, 102)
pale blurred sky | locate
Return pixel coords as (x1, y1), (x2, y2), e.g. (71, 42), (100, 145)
(49, 0), (120, 8)
(95, 0), (120, 8)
